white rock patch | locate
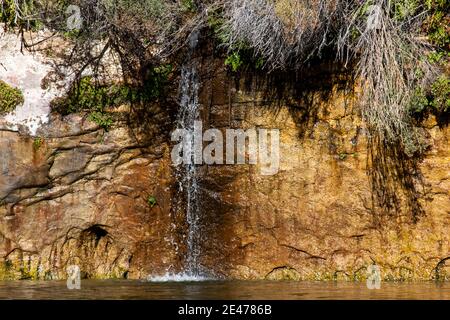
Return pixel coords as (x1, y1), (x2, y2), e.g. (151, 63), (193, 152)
(0, 29), (61, 136)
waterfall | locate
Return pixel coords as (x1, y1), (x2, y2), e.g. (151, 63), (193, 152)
(176, 29), (207, 277)
(149, 30), (209, 282)
(176, 64), (203, 276)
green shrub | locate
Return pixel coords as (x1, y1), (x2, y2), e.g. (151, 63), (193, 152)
(430, 75), (450, 113)
(207, 8), (230, 44)
(427, 51), (448, 64)
(224, 50), (265, 72)
(224, 51), (243, 72)
(88, 111), (113, 131)
(144, 64), (173, 99)
(51, 65), (172, 116)
(181, 0), (196, 12)
(0, 80), (24, 114)
(51, 77), (112, 114)
(0, 0), (41, 30)
(409, 75), (450, 115)
(409, 88), (430, 114)
(105, 0), (167, 19)
(424, 0), (449, 49)
(0, 0), (15, 25)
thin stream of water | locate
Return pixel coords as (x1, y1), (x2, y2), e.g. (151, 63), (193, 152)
(155, 30), (208, 280)
(176, 64), (202, 277)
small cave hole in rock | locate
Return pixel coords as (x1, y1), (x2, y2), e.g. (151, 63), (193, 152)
(81, 225), (109, 246)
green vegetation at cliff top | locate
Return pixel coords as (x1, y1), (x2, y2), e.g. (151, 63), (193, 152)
(1, 0), (449, 156)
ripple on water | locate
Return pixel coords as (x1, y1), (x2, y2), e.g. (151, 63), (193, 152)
(147, 273), (212, 282)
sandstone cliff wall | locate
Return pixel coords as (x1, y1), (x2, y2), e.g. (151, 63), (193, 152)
(0, 58), (449, 281)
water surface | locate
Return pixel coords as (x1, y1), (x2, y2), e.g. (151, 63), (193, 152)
(0, 280), (449, 300)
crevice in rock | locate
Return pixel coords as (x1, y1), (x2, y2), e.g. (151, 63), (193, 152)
(81, 225), (109, 247)
(280, 244), (326, 260)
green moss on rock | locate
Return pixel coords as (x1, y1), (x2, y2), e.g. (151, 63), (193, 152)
(0, 80), (24, 115)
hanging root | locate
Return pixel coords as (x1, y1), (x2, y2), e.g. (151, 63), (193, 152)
(222, 0), (440, 155)
(337, 0), (438, 156)
(222, 0), (344, 70)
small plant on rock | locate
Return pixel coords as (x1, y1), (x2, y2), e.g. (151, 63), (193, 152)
(33, 137), (43, 150)
(147, 195), (157, 208)
(0, 80), (24, 114)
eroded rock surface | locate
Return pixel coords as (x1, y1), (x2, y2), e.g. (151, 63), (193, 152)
(0, 58), (449, 281)
(192, 61), (450, 281)
(0, 112), (182, 279)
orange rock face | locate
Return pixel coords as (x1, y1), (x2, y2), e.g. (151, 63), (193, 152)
(0, 60), (449, 281)
(0, 112), (183, 279)
(192, 59), (450, 281)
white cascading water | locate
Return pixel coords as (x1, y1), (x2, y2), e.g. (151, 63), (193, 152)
(177, 64), (203, 276)
(148, 30), (209, 282)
